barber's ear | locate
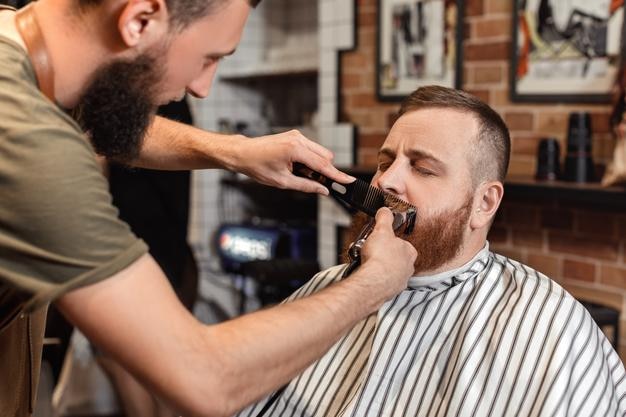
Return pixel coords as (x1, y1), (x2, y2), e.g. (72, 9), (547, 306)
(470, 181), (504, 230)
(118, 0), (168, 48)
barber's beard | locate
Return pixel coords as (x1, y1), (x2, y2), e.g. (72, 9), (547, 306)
(72, 52), (164, 164)
(343, 195), (473, 275)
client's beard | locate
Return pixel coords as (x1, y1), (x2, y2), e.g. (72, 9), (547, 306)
(72, 53), (163, 164)
(343, 195), (473, 275)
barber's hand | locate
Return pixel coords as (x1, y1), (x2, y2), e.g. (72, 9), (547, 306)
(354, 208), (417, 307)
(234, 130), (354, 194)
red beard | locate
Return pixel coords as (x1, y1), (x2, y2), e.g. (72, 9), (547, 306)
(342, 195), (472, 275)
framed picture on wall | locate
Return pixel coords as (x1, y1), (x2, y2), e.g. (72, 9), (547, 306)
(376, 0), (464, 102)
(511, 0), (626, 103)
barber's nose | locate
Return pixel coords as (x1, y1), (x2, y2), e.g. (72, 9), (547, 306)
(187, 63), (218, 99)
(374, 162), (407, 199)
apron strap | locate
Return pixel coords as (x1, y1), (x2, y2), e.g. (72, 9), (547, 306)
(15, 4), (55, 101)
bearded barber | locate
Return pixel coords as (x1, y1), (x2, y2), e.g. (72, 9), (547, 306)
(0, 1), (417, 416)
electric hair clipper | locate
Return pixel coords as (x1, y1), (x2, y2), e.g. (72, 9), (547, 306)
(342, 209), (416, 278)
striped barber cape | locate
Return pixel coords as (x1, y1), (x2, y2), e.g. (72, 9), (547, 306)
(236, 245), (626, 417)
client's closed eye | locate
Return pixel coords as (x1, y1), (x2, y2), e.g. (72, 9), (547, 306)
(412, 165), (435, 176)
(377, 162), (392, 172)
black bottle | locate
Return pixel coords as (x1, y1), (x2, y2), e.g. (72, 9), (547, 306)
(563, 112), (595, 182)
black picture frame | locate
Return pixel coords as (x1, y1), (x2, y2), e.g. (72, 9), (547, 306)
(510, 0), (626, 103)
(376, 0), (464, 102)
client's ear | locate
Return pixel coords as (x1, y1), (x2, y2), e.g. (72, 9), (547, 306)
(470, 181), (504, 230)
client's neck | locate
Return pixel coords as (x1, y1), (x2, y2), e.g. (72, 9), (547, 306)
(413, 238), (487, 277)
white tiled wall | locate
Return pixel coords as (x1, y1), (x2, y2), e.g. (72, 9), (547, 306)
(188, 1), (357, 315)
(318, 0), (355, 166)
(317, 0), (356, 269)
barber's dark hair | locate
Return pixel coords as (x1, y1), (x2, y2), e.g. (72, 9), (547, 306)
(78, 0), (262, 29)
(398, 85), (510, 184)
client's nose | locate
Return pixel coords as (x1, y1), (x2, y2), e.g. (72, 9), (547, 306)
(374, 163), (407, 201)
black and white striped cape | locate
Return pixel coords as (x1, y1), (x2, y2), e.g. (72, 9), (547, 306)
(236, 246), (626, 417)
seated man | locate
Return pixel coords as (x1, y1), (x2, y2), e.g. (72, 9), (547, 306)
(236, 86), (626, 417)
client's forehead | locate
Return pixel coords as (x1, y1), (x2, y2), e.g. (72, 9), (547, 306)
(382, 108), (479, 160)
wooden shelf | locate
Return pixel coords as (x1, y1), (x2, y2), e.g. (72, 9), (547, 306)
(219, 65), (318, 82)
(339, 166), (626, 211)
(504, 176), (626, 210)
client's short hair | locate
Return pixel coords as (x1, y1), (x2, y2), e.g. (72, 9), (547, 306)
(398, 86), (510, 184)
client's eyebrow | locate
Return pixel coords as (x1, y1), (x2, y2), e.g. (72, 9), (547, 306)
(378, 147), (446, 172)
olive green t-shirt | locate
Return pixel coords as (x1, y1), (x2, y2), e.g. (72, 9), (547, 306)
(0, 33), (148, 416)
(0, 35), (148, 314)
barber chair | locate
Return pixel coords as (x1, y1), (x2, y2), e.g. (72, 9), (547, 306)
(580, 301), (620, 350)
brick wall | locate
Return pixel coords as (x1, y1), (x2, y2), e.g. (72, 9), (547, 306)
(340, 0), (626, 360)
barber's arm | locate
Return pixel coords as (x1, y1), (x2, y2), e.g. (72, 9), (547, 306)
(133, 116), (353, 194)
(56, 209), (416, 417)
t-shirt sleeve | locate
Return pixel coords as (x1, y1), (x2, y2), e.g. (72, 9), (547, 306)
(0, 89), (147, 311)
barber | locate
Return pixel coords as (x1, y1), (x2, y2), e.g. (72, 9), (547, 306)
(0, 1), (417, 416)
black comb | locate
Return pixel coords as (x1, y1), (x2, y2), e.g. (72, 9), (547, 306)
(293, 163), (415, 217)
